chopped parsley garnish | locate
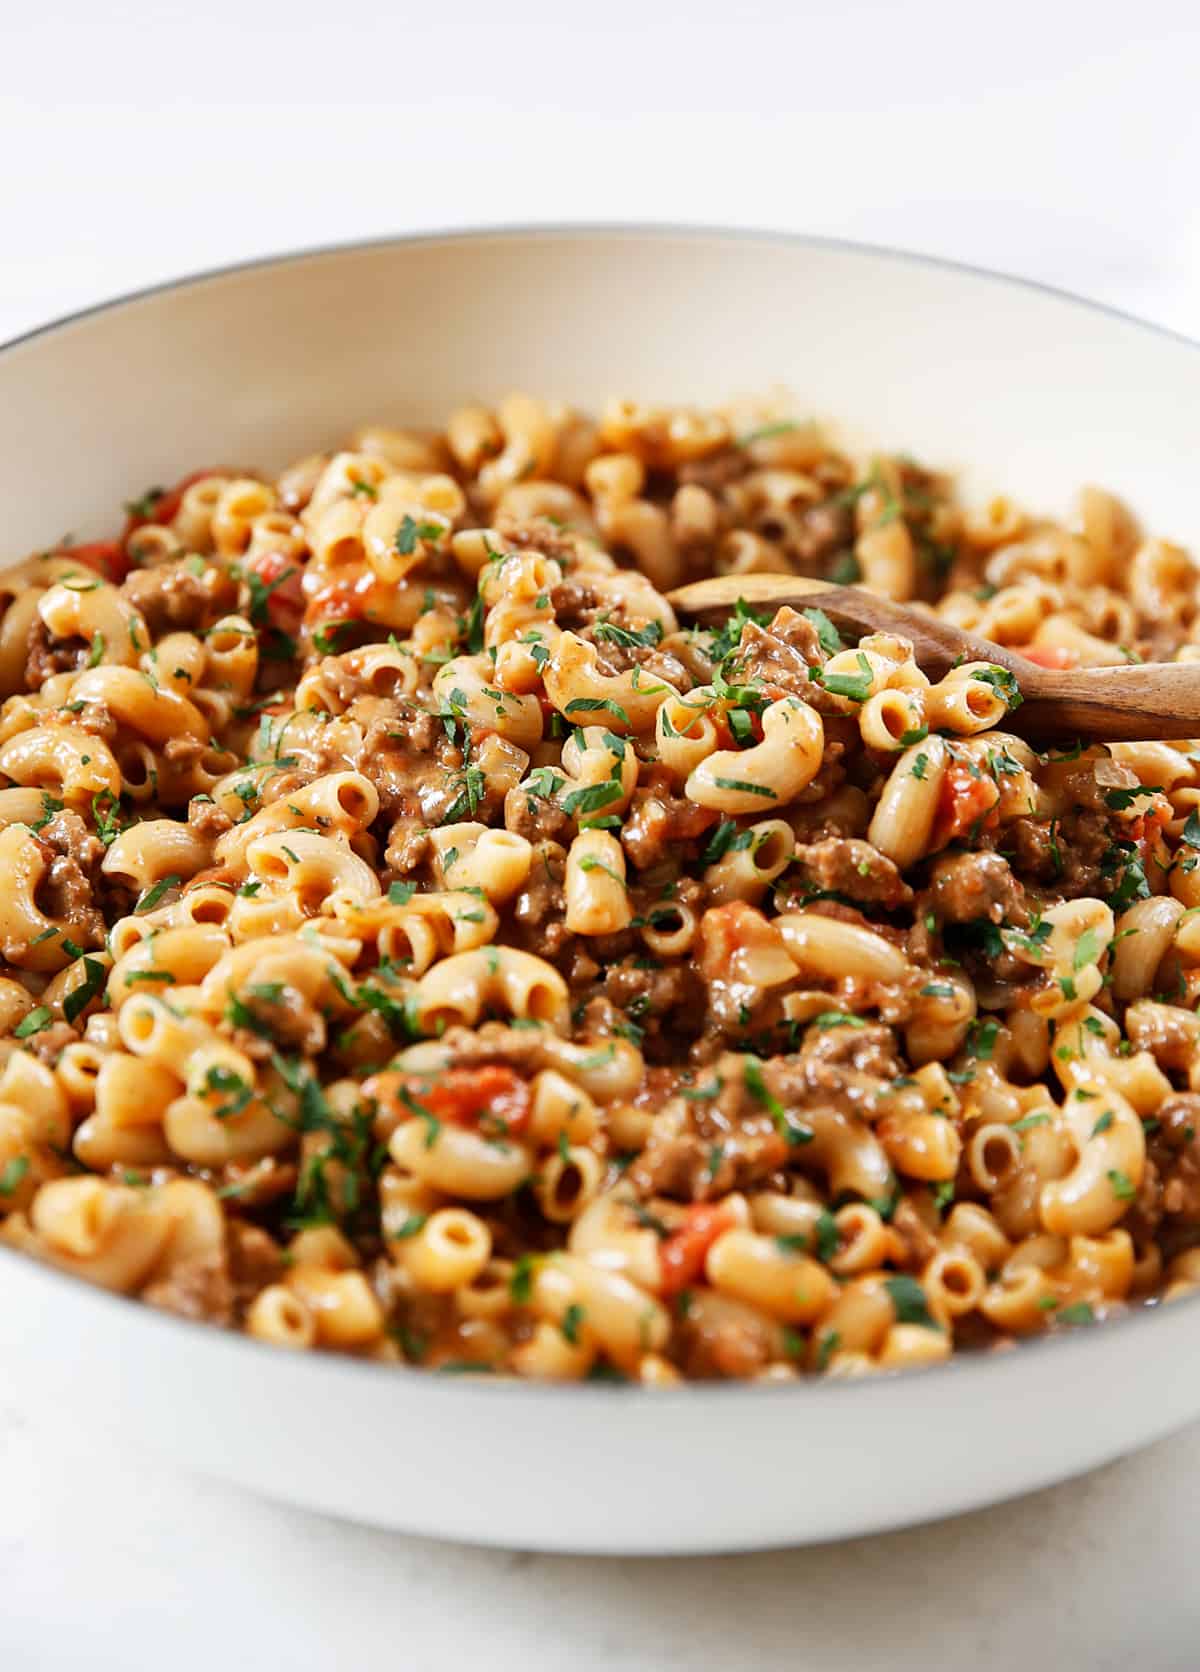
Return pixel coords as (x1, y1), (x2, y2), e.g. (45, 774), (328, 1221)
(124, 486), (165, 520)
(593, 616), (663, 650)
(578, 855), (626, 886)
(743, 1057), (810, 1145)
(560, 779), (623, 819)
(394, 515), (443, 556)
(965, 1018), (999, 1060)
(14, 1006), (53, 1039)
(882, 1274), (940, 1330)
(711, 776), (775, 799)
(975, 664), (1023, 711)
(312, 620), (357, 655)
(391, 1212), (428, 1240)
(813, 1210), (839, 1263)
(1058, 1302), (1095, 1326)
(932, 1178), (956, 1212)
(1104, 784), (1162, 811)
(817, 651), (873, 704)
(442, 763), (486, 824)
(0, 1156), (30, 1196)
(30, 793), (64, 834)
(225, 982), (285, 1037)
(564, 697), (630, 726)
(701, 819), (753, 865)
(815, 1330), (841, 1371)
(801, 607), (843, 656)
(244, 564), (297, 626)
(1011, 1112), (1051, 1133)
(91, 790), (126, 847)
(135, 874), (181, 914)
(508, 1253), (538, 1305)
(203, 1064), (254, 1119)
(63, 956), (107, 1023)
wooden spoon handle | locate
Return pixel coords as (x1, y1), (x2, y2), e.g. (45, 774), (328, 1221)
(1014, 662), (1200, 742)
(666, 573), (1200, 744)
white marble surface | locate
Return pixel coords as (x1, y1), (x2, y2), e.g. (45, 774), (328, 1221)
(4, 2), (1200, 1665)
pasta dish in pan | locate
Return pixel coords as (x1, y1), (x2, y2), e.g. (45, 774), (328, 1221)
(0, 394), (1197, 1383)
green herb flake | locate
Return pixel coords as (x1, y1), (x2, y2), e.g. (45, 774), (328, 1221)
(593, 616), (664, 651)
(135, 874), (181, 915)
(0, 1156), (30, 1196)
(966, 1018), (999, 1060)
(1104, 784), (1162, 812)
(509, 1253), (538, 1305)
(801, 607), (843, 656)
(1011, 1112), (1051, 1133)
(394, 515), (443, 556)
(813, 1210), (839, 1264)
(711, 776), (776, 800)
(818, 651), (874, 705)
(1072, 926), (1104, 971)
(14, 1006), (53, 1039)
(391, 1212), (428, 1240)
(883, 1274), (941, 1330)
(815, 1330), (841, 1371)
(1058, 1302), (1095, 1326)
(63, 956), (107, 1023)
(975, 664), (1023, 711)
(561, 1302), (586, 1346)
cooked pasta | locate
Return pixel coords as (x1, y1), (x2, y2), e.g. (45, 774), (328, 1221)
(1, 398), (1198, 1383)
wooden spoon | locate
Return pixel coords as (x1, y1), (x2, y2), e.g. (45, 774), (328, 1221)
(667, 573), (1200, 744)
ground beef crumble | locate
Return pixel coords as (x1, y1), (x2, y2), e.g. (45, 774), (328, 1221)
(121, 558), (237, 634)
(25, 620), (89, 686)
(29, 811), (106, 951)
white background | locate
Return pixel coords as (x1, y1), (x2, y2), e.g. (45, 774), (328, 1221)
(3, 2), (1200, 1667)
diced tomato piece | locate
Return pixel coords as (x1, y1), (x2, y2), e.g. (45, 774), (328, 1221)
(1130, 802), (1170, 859)
(62, 539), (130, 585)
(243, 547), (306, 638)
(304, 571), (376, 627)
(122, 469), (224, 536)
(366, 1065), (531, 1139)
(659, 1203), (735, 1297)
(1012, 643), (1080, 671)
(932, 758), (1001, 848)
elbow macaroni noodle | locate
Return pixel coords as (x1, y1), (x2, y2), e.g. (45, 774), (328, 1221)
(0, 396), (1196, 1382)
